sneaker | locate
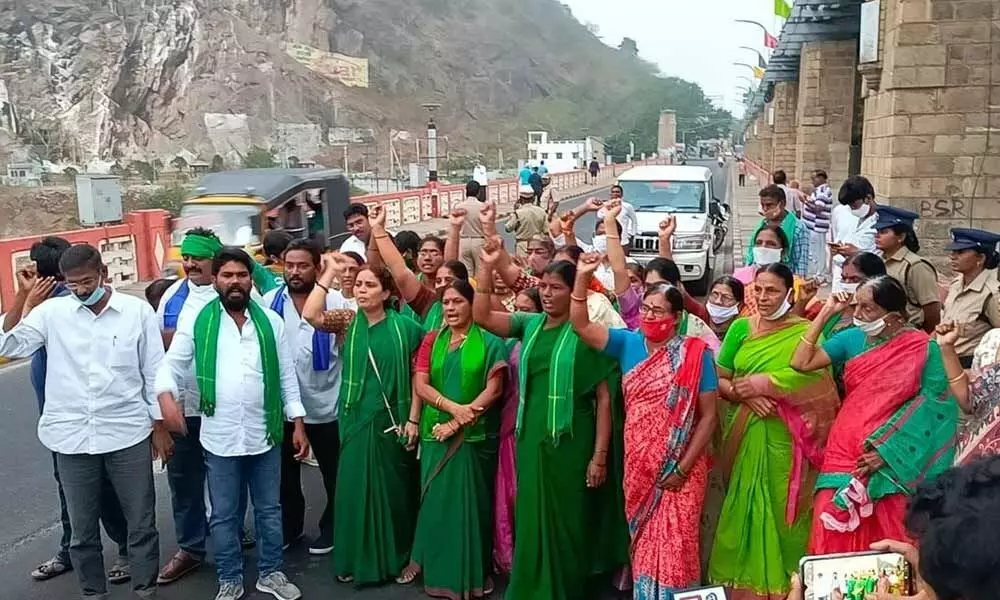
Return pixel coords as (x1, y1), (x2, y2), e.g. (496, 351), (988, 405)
(308, 530), (334, 555)
(256, 571), (302, 600)
(281, 532), (304, 551)
(214, 580), (245, 600)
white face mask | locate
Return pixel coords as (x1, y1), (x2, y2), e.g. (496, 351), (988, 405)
(762, 292), (793, 321)
(850, 203), (870, 219)
(707, 302), (740, 324)
(839, 281), (859, 294)
(753, 246), (782, 266)
(592, 234), (608, 254)
(853, 316), (887, 336)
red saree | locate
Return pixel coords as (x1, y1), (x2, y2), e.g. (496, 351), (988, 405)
(623, 336), (709, 596)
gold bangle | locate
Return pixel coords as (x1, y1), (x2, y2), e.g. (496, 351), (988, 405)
(675, 464), (688, 479)
(800, 336), (817, 346)
(477, 288), (494, 295)
(374, 234), (390, 240)
(948, 372), (967, 384)
(570, 294), (588, 302)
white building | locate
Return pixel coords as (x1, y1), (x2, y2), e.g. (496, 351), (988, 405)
(526, 131), (605, 174)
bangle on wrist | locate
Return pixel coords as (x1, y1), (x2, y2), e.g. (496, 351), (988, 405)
(570, 294), (588, 302)
(800, 335), (816, 347)
(948, 372), (967, 384)
(674, 464), (688, 479)
(407, 418), (419, 426)
(316, 282), (330, 293)
(477, 288), (494, 294)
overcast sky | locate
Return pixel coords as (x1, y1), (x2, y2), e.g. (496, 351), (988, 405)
(563, 0), (778, 116)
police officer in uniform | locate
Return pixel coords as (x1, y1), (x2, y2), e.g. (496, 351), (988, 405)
(941, 228), (1000, 368)
(874, 206), (941, 333)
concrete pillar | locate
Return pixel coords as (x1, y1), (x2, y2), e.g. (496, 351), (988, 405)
(795, 40), (858, 185)
(658, 110), (677, 155)
(770, 81), (800, 179)
(860, 0), (1000, 258)
(755, 114), (774, 173)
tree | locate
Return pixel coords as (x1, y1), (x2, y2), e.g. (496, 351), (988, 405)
(243, 146), (277, 169)
(210, 155), (225, 172)
(129, 160), (156, 182)
(619, 37), (638, 56)
(170, 156), (188, 171)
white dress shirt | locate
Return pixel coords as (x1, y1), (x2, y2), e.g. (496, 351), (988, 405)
(0, 291), (164, 455)
(262, 286), (349, 424)
(155, 305), (306, 457)
(155, 279), (220, 415)
(598, 200), (638, 245)
(830, 204), (878, 291)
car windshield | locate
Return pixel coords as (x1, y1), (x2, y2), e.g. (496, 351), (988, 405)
(620, 180), (706, 213)
(172, 204), (260, 247)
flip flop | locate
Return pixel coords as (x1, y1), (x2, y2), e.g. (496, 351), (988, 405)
(395, 563), (420, 585)
(107, 561), (131, 584)
(31, 557), (72, 581)
(337, 575), (354, 583)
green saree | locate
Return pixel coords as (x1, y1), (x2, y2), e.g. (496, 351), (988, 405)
(708, 316), (840, 600)
(409, 325), (509, 599)
(333, 310), (425, 585)
(505, 313), (628, 600)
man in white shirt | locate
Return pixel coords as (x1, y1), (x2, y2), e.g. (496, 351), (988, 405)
(597, 185), (638, 250)
(829, 175), (878, 292)
(0, 243), (169, 599)
(156, 247), (309, 600)
(263, 239), (348, 556)
(155, 228), (231, 585)
(339, 203), (372, 259)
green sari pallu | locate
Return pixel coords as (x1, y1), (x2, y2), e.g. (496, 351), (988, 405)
(333, 309), (425, 585)
(410, 325), (508, 599)
(708, 317), (840, 600)
(505, 313), (628, 600)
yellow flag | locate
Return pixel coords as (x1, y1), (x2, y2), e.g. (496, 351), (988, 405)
(752, 66), (765, 79)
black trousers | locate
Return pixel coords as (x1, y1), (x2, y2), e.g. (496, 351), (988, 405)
(738, 173), (746, 186)
(280, 421), (340, 542)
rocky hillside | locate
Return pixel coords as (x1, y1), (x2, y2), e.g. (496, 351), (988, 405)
(0, 0), (696, 168)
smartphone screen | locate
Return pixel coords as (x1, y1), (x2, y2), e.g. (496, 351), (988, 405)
(673, 585), (727, 600)
(800, 552), (913, 599)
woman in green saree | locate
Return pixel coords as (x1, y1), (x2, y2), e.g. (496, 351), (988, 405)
(304, 254), (425, 586)
(709, 263), (840, 600)
(472, 239), (628, 600)
(398, 279), (508, 598)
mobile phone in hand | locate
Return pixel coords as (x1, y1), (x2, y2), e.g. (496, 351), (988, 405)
(673, 585), (727, 600)
(800, 551), (914, 599)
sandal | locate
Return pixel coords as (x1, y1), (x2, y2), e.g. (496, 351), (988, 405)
(395, 562), (421, 584)
(107, 561), (131, 584)
(483, 576), (495, 595)
(31, 556), (72, 581)
(336, 575), (354, 583)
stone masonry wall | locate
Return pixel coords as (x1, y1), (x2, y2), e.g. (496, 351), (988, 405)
(795, 40), (858, 185)
(861, 0), (1000, 259)
(770, 81), (800, 180)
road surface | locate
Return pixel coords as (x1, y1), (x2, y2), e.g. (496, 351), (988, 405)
(0, 160), (732, 599)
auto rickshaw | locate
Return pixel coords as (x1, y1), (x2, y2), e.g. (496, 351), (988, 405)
(164, 168), (352, 276)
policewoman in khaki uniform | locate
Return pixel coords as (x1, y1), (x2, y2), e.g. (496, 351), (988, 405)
(941, 228), (1000, 368)
(874, 206), (941, 333)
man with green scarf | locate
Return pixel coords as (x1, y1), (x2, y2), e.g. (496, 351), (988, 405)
(155, 247), (309, 600)
(744, 184), (810, 276)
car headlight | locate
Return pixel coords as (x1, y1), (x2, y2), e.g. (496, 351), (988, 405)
(673, 235), (708, 251)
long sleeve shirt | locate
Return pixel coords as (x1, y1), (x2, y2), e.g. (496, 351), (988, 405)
(155, 279), (221, 415)
(155, 305), (305, 457)
(597, 201), (639, 245)
(0, 291), (164, 455)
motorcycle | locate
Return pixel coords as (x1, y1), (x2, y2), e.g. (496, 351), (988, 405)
(709, 199), (730, 252)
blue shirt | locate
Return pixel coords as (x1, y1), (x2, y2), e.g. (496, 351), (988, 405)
(603, 329), (718, 393)
(519, 167), (532, 185)
(29, 284), (72, 413)
(538, 165), (549, 176)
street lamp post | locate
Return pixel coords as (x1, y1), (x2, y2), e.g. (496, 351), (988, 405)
(421, 102), (443, 216)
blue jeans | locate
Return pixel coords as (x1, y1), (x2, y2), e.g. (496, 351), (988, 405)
(166, 417), (207, 559)
(205, 447), (283, 585)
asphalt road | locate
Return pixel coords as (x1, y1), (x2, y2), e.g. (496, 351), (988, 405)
(0, 160), (733, 600)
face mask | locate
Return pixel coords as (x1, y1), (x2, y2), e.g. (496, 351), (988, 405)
(639, 315), (677, 343)
(853, 316), (886, 336)
(851, 203), (870, 219)
(75, 283), (106, 307)
(592, 234), (608, 254)
(707, 302), (740, 324)
(839, 281), (860, 294)
(753, 246), (782, 266)
(762, 292), (792, 321)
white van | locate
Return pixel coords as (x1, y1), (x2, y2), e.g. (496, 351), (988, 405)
(616, 165), (720, 295)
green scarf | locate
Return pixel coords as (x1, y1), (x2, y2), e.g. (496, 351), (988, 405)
(744, 210), (799, 264)
(180, 233), (222, 258)
(423, 300), (444, 331)
(422, 325), (488, 441)
(193, 298), (285, 445)
(517, 315), (579, 443)
(340, 309), (411, 425)
(678, 311), (690, 335)
(251, 261), (283, 294)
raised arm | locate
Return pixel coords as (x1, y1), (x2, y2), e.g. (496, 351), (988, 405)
(444, 208), (466, 263)
(0, 278), (53, 359)
(790, 293), (849, 372)
(935, 322), (970, 412)
(602, 201), (630, 295)
(370, 205), (423, 302)
(658, 216), (676, 259)
(570, 253), (610, 350)
(2, 268), (44, 333)
(472, 239), (514, 337)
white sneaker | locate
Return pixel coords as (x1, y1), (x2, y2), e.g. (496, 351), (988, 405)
(214, 581), (245, 600)
(256, 571), (302, 600)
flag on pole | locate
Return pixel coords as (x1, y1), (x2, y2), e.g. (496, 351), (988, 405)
(752, 66), (765, 79)
(774, 0), (792, 18)
(764, 31), (778, 48)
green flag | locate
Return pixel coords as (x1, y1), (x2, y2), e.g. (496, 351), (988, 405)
(775, 0), (792, 18)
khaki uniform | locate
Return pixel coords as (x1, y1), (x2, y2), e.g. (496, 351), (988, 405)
(884, 247), (939, 328)
(942, 269), (1000, 360)
(506, 204), (549, 256)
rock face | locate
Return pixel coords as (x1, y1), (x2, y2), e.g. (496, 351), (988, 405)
(0, 0), (650, 165)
